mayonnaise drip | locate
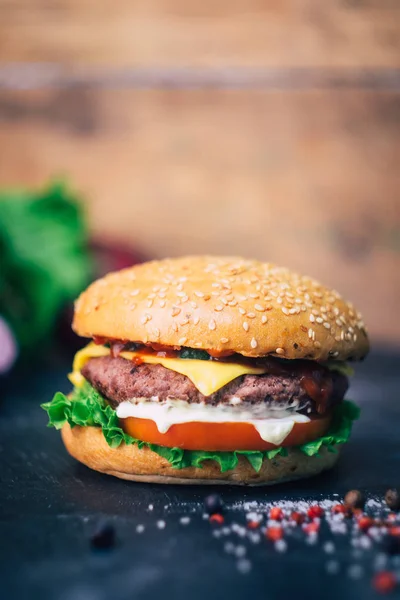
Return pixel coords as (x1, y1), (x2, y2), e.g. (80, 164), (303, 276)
(116, 399), (310, 446)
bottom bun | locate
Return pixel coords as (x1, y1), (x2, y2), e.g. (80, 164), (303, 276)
(61, 424), (340, 486)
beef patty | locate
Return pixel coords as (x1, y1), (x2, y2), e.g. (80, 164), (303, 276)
(82, 356), (348, 416)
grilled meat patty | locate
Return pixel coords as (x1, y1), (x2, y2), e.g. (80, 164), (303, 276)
(81, 356), (348, 416)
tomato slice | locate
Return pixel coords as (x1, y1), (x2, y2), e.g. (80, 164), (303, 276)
(120, 415), (332, 452)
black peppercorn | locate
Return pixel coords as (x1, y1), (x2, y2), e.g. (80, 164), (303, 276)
(385, 489), (400, 511)
(90, 520), (116, 549)
(382, 535), (400, 556)
(344, 489), (365, 510)
(204, 493), (224, 515)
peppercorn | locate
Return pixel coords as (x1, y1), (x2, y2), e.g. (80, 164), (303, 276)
(358, 516), (373, 532)
(204, 493), (224, 515)
(385, 488), (400, 511)
(290, 511), (305, 525)
(269, 507), (284, 521)
(307, 505), (324, 519)
(344, 489), (365, 510)
(265, 526), (283, 541)
(209, 513), (225, 525)
(372, 571), (397, 594)
(90, 520), (116, 549)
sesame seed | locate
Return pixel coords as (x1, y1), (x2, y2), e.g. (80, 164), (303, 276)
(309, 314), (315, 323)
(276, 297), (283, 304)
(238, 307), (246, 315)
(140, 315), (148, 325)
(130, 289), (140, 296)
(191, 302), (198, 309)
(203, 294), (211, 301)
(308, 328), (313, 339)
(254, 304), (265, 312)
(276, 348), (285, 355)
(158, 292), (166, 299)
(221, 298), (228, 305)
(214, 305), (224, 311)
(247, 313), (256, 319)
(323, 322), (331, 330)
(176, 283), (183, 291)
(195, 291), (205, 298)
(228, 300), (238, 307)
(220, 337), (229, 344)
(193, 316), (200, 325)
(282, 307), (290, 315)
(250, 338), (258, 349)
(314, 341), (322, 348)
(316, 317), (323, 324)
(180, 319), (189, 326)
(243, 322), (249, 332)
(154, 328), (160, 338)
(172, 322), (178, 333)
(130, 304), (136, 310)
(249, 293), (259, 299)
(261, 315), (268, 324)
(209, 319), (216, 331)
(147, 299), (153, 308)
(171, 306), (181, 317)
(178, 337), (187, 345)
(159, 300), (166, 308)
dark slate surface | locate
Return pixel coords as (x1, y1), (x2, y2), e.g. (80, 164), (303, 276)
(1, 348), (400, 600)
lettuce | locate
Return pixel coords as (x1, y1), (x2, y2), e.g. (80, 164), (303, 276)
(41, 383), (360, 473)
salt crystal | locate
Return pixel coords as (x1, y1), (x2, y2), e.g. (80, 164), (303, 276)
(224, 542), (235, 554)
(157, 520), (166, 530)
(179, 516), (190, 525)
(148, 504), (154, 511)
(326, 560), (340, 575)
(236, 559), (252, 574)
(347, 564), (364, 580)
(323, 542), (335, 554)
(136, 524), (145, 533)
(234, 545), (247, 558)
(275, 540), (288, 553)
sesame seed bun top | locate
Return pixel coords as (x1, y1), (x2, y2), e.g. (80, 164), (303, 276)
(73, 256), (369, 361)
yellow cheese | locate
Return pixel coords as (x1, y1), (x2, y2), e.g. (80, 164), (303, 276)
(69, 342), (268, 396)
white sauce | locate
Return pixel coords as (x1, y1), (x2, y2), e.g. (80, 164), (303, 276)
(116, 399), (310, 446)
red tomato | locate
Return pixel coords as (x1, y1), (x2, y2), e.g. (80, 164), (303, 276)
(120, 415), (332, 451)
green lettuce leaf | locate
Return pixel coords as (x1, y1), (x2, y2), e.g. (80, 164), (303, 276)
(41, 383), (359, 473)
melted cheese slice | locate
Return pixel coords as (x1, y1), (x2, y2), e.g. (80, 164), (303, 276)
(69, 342), (268, 396)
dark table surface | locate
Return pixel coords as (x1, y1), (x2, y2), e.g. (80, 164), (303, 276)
(1, 348), (400, 600)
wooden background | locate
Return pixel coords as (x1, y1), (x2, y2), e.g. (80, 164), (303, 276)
(0, 0), (399, 342)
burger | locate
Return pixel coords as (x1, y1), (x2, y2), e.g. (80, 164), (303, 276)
(42, 256), (369, 485)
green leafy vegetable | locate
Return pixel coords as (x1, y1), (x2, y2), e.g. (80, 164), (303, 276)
(41, 383), (360, 473)
(179, 348), (210, 360)
(0, 181), (92, 350)
(323, 361), (355, 377)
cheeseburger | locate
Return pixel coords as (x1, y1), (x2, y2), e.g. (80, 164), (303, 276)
(42, 256), (368, 485)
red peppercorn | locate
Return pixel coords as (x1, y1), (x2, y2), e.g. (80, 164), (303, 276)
(332, 504), (347, 514)
(265, 527), (283, 541)
(307, 505), (324, 519)
(209, 514), (224, 525)
(387, 513), (397, 522)
(247, 520), (260, 530)
(290, 511), (305, 525)
(358, 516), (373, 531)
(269, 507), (284, 521)
(303, 522), (320, 535)
(372, 571), (397, 594)
(389, 526), (400, 537)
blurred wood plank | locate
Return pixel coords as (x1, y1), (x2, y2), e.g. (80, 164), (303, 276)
(0, 88), (399, 341)
(0, 0), (399, 68)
